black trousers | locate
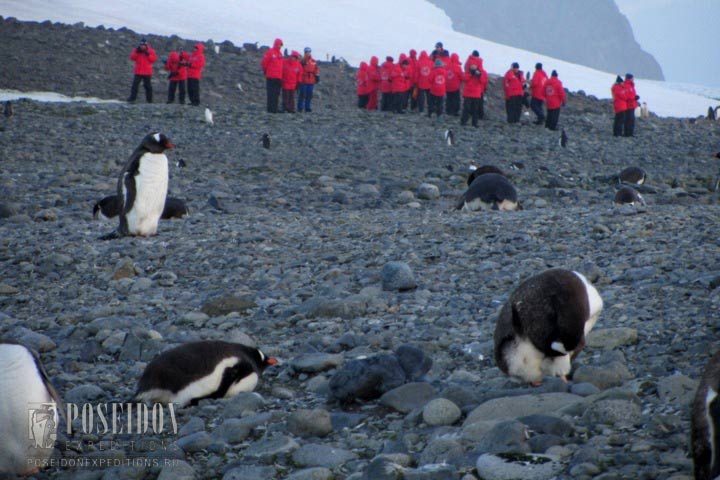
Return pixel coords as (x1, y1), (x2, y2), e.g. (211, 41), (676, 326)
(446, 90), (461, 116)
(168, 80), (186, 104)
(461, 97), (481, 126)
(187, 78), (200, 106)
(613, 112), (624, 136)
(283, 89), (296, 112)
(545, 108), (561, 130)
(427, 93), (443, 117)
(417, 88), (429, 113)
(128, 75), (152, 103)
(394, 91), (408, 113)
(358, 94), (369, 109)
(530, 97), (545, 122)
(505, 95), (523, 123)
(381, 92), (394, 111)
(266, 78), (282, 113)
(623, 109), (635, 136)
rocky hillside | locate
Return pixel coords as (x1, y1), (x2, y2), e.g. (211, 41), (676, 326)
(429, 0), (665, 81)
(1, 16), (720, 480)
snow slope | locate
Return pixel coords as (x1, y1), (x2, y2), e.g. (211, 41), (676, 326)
(3, 0), (719, 117)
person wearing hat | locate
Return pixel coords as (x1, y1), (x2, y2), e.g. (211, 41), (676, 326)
(282, 50), (303, 113)
(623, 73), (638, 136)
(428, 59), (447, 118)
(127, 38), (157, 103)
(431, 41), (450, 66)
(366, 56), (381, 110)
(529, 62), (548, 125)
(415, 51), (434, 113)
(163, 50), (188, 104)
(261, 38), (284, 113)
(298, 47), (320, 112)
(461, 55), (488, 127)
(543, 70), (566, 131)
(611, 75), (627, 136)
(503, 62), (525, 123)
(379, 56), (395, 111)
(186, 43), (206, 106)
(445, 53), (463, 116)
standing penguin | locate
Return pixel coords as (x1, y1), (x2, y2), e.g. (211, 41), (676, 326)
(0, 341), (62, 475)
(262, 133), (271, 149)
(493, 268), (603, 385)
(135, 340), (278, 407)
(456, 172), (519, 211)
(692, 351), (720, 480)
(100, 132), (175, 239)
(3, 101), (13, 118)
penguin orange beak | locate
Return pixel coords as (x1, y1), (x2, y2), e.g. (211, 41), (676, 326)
(165, 142), (176, 149)
(267, 357), (278, 365)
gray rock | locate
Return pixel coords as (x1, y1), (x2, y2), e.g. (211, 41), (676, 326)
(291, 443), (358, 468)
(380, 382), (436, 413)
(362, 456), (406, 480)
(475, 420), (530, 454)
(572, 363), (633, 390)
(201, 295), (256, 316)
(381, 261), (417, 292)
(476, 453), (564, 480)
(329, 353), (408, 403)
(6, 327), (56, 352)
(464, 393), (583, 425)
(213, 418), (252, 443)
(222, 391), (266, 418)
(244, 435), (299, 459)
(585, 328), (638, 349)
(296, 296), (366, 319)
(418, 438), (465, 466)
(285, 467), (334, 480)
(403, 464), (460, 480)
(287, 408), (333, 438)
(291, 353), (345, 373)
(175, 431), (212, 453)
(570, 382), (601, 397)
(657, 374), (698, 407)
(64, 384), (105, 404)
(157, 460), (196, 480)
(330, 412), (368, 431)
(222, 465), (277, 480)
(178, 416), (205, 437)
(423, 398), (462, 426)
(417, 183), (440, 200)
(518, 415), (574, 437)
(395, 344), (432, 381)
(397, 190), (415, 204)
(0, 283), (19, 295)
(581, 399), (642, 427)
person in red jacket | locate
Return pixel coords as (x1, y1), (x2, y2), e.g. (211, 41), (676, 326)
(611, 75), (627, 137)
(380, 56), (395, 112)
(543, 70), (566, 131)
(282, 51), (302, 113)
(408, 49), (419, 111)
(186, 43), (206, 106)
(366, 56), (380, 111)
(415, 51), (433, 113)
(356, 61), (369, 109)
(461, 55), (488, 127)
(164, 50), (188, 104)
(428, 59), (447, 118)
(127, 38), (157, 103)
(298, 47), (319, 112)
(623, 73), (638, 137)
(503, 62), (525, 123)
(529, 62), (548, 125)
(445, 53), (463, 116)
(261, 38), (284, 113)
(392, 54), (411, 113)
(431, 41), (450, 66)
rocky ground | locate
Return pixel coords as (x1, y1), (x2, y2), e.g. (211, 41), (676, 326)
(1, 17), (720, 480)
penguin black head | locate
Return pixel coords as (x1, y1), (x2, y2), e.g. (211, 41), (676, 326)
(141, 132), (175, 154)
(467, 165), (506, 186)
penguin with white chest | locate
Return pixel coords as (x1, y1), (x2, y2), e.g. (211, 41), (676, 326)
(493, 268), (603, 385)
(691, 351), (720, 480)
(456, 172), (519, 211)
(93, 194), (189, 221)
(135, 340), (278, 407)
(0, 341), (63, 475)
(100, 132), (175, 239)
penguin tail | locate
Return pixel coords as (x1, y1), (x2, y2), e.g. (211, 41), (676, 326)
(99, 230), (122, 241)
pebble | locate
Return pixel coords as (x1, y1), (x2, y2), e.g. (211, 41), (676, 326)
(156, 461), (196, 480)
(291, 443), (359, 468)
(422, 398), (462, 426)
(329, 353), (407, 403)
(287, 408), (334, 438)
(416, 183), (440, 200)
(291, 353), (345, 373)
(585, 327), (639, 349)
(380, 382), (436, 413)
(381, 261), (417, 291)
(464, 393), (583, 425)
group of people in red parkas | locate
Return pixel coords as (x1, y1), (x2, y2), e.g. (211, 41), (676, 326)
(261, 38), (320, 113)
(508, 61), (566, 130)
(126, 38), (206, 106)
(611, 73), (639, 137)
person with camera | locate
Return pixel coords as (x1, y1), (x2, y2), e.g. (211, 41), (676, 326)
(186, 43), (206, 107)
(127, 38), (157, 103)
(262, 38), (284, 113)
(503, 62), (525, 123)
(543, 70), (566, 131)
(164, 50), (188, 104)
(460, 53), (488, 127)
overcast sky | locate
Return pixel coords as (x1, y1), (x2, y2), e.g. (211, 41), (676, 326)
(615, 0), (720, 88)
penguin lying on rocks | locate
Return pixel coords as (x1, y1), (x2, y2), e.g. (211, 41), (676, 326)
(493, 268), (603, 385)
(618, 166), (647, 185)
(456, 172), (519, 211)
(135, 341), (278, 407)
(614, 186), (645, 206)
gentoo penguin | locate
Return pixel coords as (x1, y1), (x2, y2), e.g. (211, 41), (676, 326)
(444, 129), (455, 146)
(614, 186), (645, 206)
(3, 100), (13, 118)
(135, 340), (278, 407)
(176, 158), (187, 168)
(204, 107), (213, 125)
(262, 133), (271, 149)
(100, 132), (175, 239)
(560, 128), (568, 148)
(640, 102), (649, 118)
(0, 341), (62, 475)
(467, 165), (506, 186)
(691, 351), (720, 480)
(493, 268), (603, 385)
(94, 195), (189, 220)
(456, 172), (519, 211)
(618, 166), (647, 185)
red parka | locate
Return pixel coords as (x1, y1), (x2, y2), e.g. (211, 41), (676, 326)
(408, 49), (418, 86)
(130, 44), (157, 76)
(261, 38), (284, 80)
(429, 65), (447, 96)
(462, 65), (488, 98)
(503, 68), (524, 99)
(464, 54), (483, 74)
(367, 56), (380, 92)
(356, 62), (369, 95)
(611, 82), (627, 113)
(416, 51), (433, 90)
(164, 51), (188, 81)
(187, 43), (206, 79)
(392, 54), (411, 93)
(624, 79), (638, 110)
(282, 52), (303, 90)
(544, 76), (566, 110)
(380, 58), (394, 94)
(530, 69), (548, 100)
(445, 53), (463, 93)
(300, 53), (319, 85)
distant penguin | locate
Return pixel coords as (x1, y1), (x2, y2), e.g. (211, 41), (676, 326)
(94, 195), (188, 220)
(444, 129), (455, 146)
(161, 197), (190, 219)
(709, 106), (716, 121)
(614, 186), (645, 206)
(213, 45), (220, 55)
(618, 166), (647, 185)
(176, 158), (187, 169)
(135, 340), (278, 407)
(3, 101), (13, 118)
(456, 172), (519, 211)
(236, 83), (245, 92)
(262, 133), (271, 149)
(691, 351), (720, 480)
(0, 341), (62, 475)
(493, 268), (603, 385)
(100, 132), (175, 239)
(204, 107), (214, 125)
(640, 102), (649, 118)
(466, 165), (506, 186)
(560, 128), (568, 148)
